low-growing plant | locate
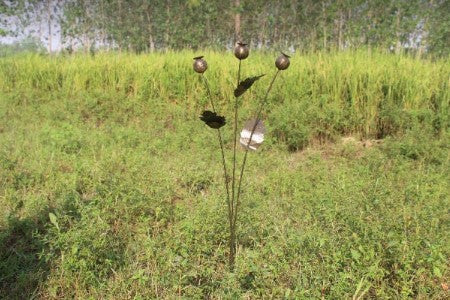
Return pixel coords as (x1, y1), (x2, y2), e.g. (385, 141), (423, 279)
(193, 45), (290, 269)
(1, 51), (448, 298)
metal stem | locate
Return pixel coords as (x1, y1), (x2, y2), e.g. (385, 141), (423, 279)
(201, 75), (231, 221)
(233, 70), (280, 229)
(229, 59), (241, 270)
(232, 60), (242, 213)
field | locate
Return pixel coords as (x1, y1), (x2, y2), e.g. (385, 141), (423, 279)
(0, 51), (449, 298)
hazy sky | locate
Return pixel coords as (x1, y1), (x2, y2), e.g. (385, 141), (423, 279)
(1, 4), (62, 51)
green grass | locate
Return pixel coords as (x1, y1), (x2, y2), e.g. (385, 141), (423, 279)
(0, 51), (449, 298)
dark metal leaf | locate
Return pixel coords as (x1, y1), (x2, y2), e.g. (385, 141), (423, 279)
(200, 110), (226, 129)
(234, 74), (265, 97)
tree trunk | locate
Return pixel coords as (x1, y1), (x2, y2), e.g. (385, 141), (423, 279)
(311, 29), (317, 52)
(338, 10), (343, 50)
(366, 7), (372, 53)
(234, 0), (241, 42)
(46, 0), (52, 53)
(37, 16), (42, 42)
(145, 9), (155, 52)
(164, 1), (171, 49)
(347, 7), (352, 48)
(118, 0), (123, 52)
(418, 0), (433, 57)
(100, 0), (107, 50)
(322, 2), (327, 50)
(395, 9), (402, 54)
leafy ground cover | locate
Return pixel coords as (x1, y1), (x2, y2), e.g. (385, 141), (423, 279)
(0, 51), (448, 298)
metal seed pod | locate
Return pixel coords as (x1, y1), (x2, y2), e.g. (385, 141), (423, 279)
(193, 56), (208, 73)
(275, 52), (290, 70)
(234, 42), (249, 60)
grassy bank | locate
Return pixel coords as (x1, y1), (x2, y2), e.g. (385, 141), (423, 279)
(0, 51), (449, 298)
(0, 50), (448, 148)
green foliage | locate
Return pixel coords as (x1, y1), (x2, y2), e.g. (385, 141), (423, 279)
(0, 37), (45, 56)
(426, 0), (450, 57)
(2, 0), (449, 56)
(382, 128), (449, 164)
(0, 51), (448, 298)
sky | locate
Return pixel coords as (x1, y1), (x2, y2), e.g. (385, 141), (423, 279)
(1, 2), (62, 52)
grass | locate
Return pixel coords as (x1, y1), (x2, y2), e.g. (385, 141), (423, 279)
(0, 50), (449, 298)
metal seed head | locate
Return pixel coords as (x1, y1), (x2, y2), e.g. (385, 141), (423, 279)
(193, 56), (208, 73)
(275, 52), (290, 70)
(234, 42), (249, 60)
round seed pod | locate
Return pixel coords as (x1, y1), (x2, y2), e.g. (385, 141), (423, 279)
(275, 52), (290, 70)
(193, 56), (208, 73)
(234, 42), (249, 60)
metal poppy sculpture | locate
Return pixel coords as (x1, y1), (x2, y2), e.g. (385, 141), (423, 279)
(193, 46), (290, 270)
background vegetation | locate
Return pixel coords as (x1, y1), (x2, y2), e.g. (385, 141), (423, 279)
(0, 51), (449, 298)
(0, 0), (449, 298)
(1, 0), (449, 56)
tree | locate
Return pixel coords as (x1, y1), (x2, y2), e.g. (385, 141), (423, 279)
(1, 0), (447, 56)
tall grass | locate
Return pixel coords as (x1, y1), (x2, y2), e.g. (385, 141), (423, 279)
(1, 50), (448, 148)
(0, 50), (448, 298)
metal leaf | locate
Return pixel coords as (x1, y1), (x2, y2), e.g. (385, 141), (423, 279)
(240, 119), (266, 150)
(200, 110), (226, 129)
(234, 74), (265, 97)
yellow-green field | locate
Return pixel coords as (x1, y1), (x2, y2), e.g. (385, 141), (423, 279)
(0, 51), (449, 298)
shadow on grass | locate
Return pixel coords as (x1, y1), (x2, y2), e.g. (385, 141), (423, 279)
(0, 215), (49, 299)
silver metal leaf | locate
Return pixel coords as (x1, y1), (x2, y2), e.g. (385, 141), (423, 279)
(240, 119), (265, 151)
